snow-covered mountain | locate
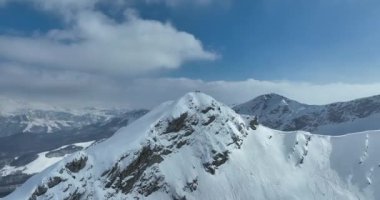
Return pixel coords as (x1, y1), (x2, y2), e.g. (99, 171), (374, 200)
(0, 141), (95, 197)
(0, 107), (131, 138)
(234, 93), (380, 135)
(0, 109), (147, 197)
(6, 92), (380, 200)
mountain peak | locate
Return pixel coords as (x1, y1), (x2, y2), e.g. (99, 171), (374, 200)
(6, 92), (254, 200)
(254, 93), (293, 104)
(261, 93), (287, 99)
(171, 92), (218, 112)
(234, 92), (380, 135)
(233, 93), (304, 117)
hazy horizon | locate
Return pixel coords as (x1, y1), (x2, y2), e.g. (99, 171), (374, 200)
(1, 0), (380, 108)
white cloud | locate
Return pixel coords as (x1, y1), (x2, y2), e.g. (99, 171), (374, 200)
(0, 0), (221, 108)
(0, 0), (378, 109)
(0, 10), (216, 75)
(120, 78), (380, 108)
(1, 64), (380, 109)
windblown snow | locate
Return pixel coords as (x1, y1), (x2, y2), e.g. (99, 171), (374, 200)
(5, 92), (380, 200)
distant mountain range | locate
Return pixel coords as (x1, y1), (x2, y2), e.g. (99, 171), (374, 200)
(0, 107), (147, 197)
(6, 92), (380, 200)
(0, 108), (126, 138)
(234, 93), (380, 135)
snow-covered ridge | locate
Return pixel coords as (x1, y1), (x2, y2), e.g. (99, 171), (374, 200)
(6, 92), (380, 200)
(234, 93), (380, 135)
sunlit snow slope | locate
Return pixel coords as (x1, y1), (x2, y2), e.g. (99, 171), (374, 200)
(5, 92), (380, 200)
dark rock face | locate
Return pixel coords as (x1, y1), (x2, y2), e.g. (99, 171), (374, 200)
(63, 188), (83, 200)
(203, 151), (229, 175)
(29, 176), (64, 200)
(172, 195), (187, 200)
(165, 113), (189, 134)
(65, 156), (88, 173)
(202, 116), (216, 126)
(201, 107), (214, 114)
(47, 177), (64, 188)
(249, 117), (259, 130)
(100, 102), (242, 198)
(183, 178), (198, 192)
(31, 185), (48, 199)
(104, 146), (164, 195)
(29, 177), (74, 200)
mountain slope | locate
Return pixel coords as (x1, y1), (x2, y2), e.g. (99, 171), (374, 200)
(5, 92), (380, 200)
(0, 110), (147, 197)
(234, 93), (380, 135)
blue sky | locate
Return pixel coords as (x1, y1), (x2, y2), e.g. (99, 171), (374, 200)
(1, 0), (380, 108)
(146, 0), (380, 83)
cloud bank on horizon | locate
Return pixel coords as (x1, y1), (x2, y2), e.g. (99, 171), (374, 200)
(2, 74), (380, 109)
(0, 0), (379, 109)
